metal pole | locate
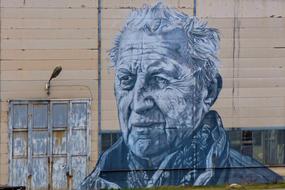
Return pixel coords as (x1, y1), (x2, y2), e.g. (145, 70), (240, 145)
(97, 0), (102, 155)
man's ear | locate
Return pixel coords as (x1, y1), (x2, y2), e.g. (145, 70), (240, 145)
(204, 73), (223, 107)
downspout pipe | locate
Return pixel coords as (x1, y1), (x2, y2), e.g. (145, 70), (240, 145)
(97, 0), (102, 154)
(194, 0), (197, 16)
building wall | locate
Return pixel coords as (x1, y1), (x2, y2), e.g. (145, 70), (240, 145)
(0, 0), (99, 185)
(0, 0), (284, 187)
(198, 0), (285, 129)
(197, 0), (285, 176)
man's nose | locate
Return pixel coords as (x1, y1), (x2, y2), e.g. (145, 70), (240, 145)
(131, 77), (154, 114)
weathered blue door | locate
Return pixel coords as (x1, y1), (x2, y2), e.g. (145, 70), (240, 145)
(9, 100), (90, 190)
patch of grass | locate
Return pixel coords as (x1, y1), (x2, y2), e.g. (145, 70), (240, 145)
(131, 182), (285, 190)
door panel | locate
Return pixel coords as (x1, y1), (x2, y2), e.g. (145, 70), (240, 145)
(71, 156), (87, 189)
(32, 158), (49, 189)
(52, 157), (68, 190)
(12, 159), (28, 186)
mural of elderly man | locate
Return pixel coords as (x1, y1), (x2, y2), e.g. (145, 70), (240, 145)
(79, 3), (282, 189)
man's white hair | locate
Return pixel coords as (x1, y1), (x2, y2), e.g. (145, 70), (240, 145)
(110, 2), (220, 84)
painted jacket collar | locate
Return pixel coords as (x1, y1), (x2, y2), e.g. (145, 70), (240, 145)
(79, 111), (282, 189)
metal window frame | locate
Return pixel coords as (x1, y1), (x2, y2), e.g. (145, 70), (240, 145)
(100, 130), (121, 153)
(226, 127), (285, 167)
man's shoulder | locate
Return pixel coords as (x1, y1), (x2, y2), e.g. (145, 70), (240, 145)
(99, 137), (129, 170)
(78, 138), (129, 189)
(222, 149), (283, 184)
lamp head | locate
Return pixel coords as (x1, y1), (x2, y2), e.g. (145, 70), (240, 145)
(49, 66), (62, 82)
(46, 66), (62, 96)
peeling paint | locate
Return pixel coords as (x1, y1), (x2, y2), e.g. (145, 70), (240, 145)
(12, 159), (28, 186)
(13, 104), (28, 129)
(52, 157), (68, 190)
(70, 130), (86, 155)
(32, 158), (48, 189)
(9, 100), (91, 189)
(33, 104), (48, 129)
(13, 132), (27, 157)
(53, 131), (67, 154)
(72, 103), (87, 128)
(72, 156), (87, 189)
(32, 131), (48, 155)
(52, 103), (68, 128)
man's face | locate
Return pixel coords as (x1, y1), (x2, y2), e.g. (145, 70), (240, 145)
(114, 30), (208, 159)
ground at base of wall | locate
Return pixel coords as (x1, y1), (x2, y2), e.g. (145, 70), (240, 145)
(133, 182), (285, 190)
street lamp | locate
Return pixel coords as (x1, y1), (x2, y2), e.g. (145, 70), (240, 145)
(45, 66), (62, 96)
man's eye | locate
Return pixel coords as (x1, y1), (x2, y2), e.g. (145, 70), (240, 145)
(154, 76), (168, 84)
(152, 76), (169, 88)
(119, 75), (136, 90)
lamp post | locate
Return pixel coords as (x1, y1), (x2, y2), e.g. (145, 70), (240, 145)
(45, 66), (62, 96)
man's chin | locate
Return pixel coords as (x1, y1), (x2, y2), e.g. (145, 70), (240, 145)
(129, 144), (168, 160)
(129, 139), (152, 156)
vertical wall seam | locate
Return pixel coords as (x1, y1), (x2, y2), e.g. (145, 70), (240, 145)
(97, 0), (102, 155)
(232, 0), (240, 111)
(0, 0), (2, 182)
(193, 0), (197, 16)
(232, 0), (237, 111)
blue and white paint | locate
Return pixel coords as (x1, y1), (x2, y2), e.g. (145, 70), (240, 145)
(79, 3), (282, 189)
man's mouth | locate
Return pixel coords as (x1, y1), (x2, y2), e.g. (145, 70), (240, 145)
(129, 122), (165, 140)
(131, 121), (165, 128)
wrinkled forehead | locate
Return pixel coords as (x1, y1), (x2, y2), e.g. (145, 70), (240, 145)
(116, 29), (191, 70)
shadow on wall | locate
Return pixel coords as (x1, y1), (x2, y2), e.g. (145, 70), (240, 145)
(79, 2), (283, 189)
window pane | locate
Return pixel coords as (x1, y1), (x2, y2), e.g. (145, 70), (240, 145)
(52, 103), (68, 128)
(101, 133), (111, 152)
(13, 132), (28, 157)
(264, 130), (279, 165)
(277, 129), (285, 164)
(241, 130), (253, 156)
(101, 132), (121, 153)
(32, 131), (48, 156)
(227, 129), (241, 152)
(13, 104), (28, 129)
(70, 130), (87, 155)
(71, 103), (87, 128)
(111, 133), (120, 145)
(52, 131), (67, 155)
(33, 104), (48, 128)
(252, 130), (263, 163)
